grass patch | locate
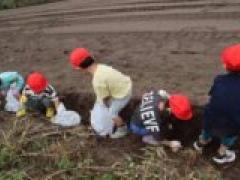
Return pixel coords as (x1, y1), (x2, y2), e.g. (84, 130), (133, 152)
(0, 146), (20, 169)
(0, 170), (24, 180)
(0, 114), (225, 179)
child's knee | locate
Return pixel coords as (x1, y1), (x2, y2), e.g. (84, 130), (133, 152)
(42, 98), (54, 108)
(112, 116), (124, 127)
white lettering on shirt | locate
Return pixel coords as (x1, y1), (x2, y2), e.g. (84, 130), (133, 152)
(140, 91), (160, 133)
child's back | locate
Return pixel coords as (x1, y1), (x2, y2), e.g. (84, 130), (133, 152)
(194, 44), (240, 164)
(205, 73), (240, 136)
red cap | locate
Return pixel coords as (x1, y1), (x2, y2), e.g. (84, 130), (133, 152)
(169, 94), (193, 121)
(27, 72), (48, 93)
(221, 44), (240, 71)
(69, 48), (91, 68)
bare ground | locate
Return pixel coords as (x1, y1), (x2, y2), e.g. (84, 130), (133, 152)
(0, 0), (240, 179)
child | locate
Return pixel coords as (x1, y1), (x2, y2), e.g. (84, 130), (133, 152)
(130, 90), (193, 152)
(69, 48), (132, 138)
(194, 44), (240, 164)
(0, 71), (24, 98)
(16, 72), (58, 119)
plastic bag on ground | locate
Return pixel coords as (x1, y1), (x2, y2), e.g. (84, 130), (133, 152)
(51, 103), (81, 127)
(4, 88), (21, 112)
(90, 103), (114, 136)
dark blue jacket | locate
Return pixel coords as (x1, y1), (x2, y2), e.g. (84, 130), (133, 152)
(204, 73), (240, 136)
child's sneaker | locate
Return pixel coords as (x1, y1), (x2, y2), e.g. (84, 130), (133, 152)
(142, 135), (159, 145)
(193, 140), (205, 153)
(46, 107), (55, 118)
(16, 108), (27, 117)
(110, 125), (127, 139)
(212, 150), (236, 164)
(193, 138), (212, 153)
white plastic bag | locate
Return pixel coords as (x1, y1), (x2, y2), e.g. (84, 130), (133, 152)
(51, 103), (81, 127)
(4, 88), (21, 112)
(90, 103), (114, 136)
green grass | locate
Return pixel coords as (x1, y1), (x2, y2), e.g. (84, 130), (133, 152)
(0, 170), (24, 180)
(0, 0), (60, 10)
(0, 146), (20, 169)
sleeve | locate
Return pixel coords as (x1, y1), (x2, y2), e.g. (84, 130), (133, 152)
(15, 73), (24, 91)
(19, 86), (29, 105)
(131, 107), (140, 124)
(208, 76), (218, 96)
(22, 85), (34, 96)
(44, 85), (58, 100)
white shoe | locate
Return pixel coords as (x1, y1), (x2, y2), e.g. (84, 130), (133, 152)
(193, 138), (212, 153)
(212, 150), (236, 164)
(142, 135), (159, 145)
(110, 126), (128, 139)
(193, 140), (204, 153)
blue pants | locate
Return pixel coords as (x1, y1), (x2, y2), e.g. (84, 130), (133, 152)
(130, 122), (150, 136)
(201, 130), (237, 147)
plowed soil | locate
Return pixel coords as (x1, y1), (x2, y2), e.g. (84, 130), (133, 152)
(0, 0), (240, 179)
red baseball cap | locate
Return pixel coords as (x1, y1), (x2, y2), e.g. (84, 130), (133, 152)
(169, 94), (193, 121)
(69, 48), (91, 68)
(221, 44), (240, 71)
(27, 72), (48, 93)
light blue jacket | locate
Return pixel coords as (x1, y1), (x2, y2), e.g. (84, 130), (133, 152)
(0, 72), (24, 91)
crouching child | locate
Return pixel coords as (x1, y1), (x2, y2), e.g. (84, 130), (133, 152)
(16, 72), (58, 119)
(194, 44), (240, 164)
(0, 71), (24, 108)
(130, 90), (193, 152)
(69, 48), (132, 138)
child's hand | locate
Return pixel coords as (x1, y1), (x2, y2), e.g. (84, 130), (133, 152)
(158, 90), (170, 99)
(0, 90), (5, 97)
(169, 141), (182, 153)
(142, 135), (159, 145)
(113, 116), (124, 127)
(103, 96), (111, 108)
(20, 95), (27, 104)
(53, 97), (60, 108)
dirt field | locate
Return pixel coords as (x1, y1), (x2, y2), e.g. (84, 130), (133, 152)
(0, 0), (240, 179)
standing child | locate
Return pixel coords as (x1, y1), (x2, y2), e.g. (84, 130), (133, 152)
(16, 72), (58, 119)
(69, 48), (132, 138)
(194, 44), (240, 164)
(130, 90), (193, 152)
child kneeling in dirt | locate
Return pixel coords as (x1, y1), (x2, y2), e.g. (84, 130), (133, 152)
(16, 72), (58, 119)
(130, 90), (193, 152)
(194, 44), (240, 164)
(69, 48), (132, 138)
(0, 71), (24, 101)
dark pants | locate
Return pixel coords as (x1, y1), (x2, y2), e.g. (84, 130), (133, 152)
(24, 96), (54, 113)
